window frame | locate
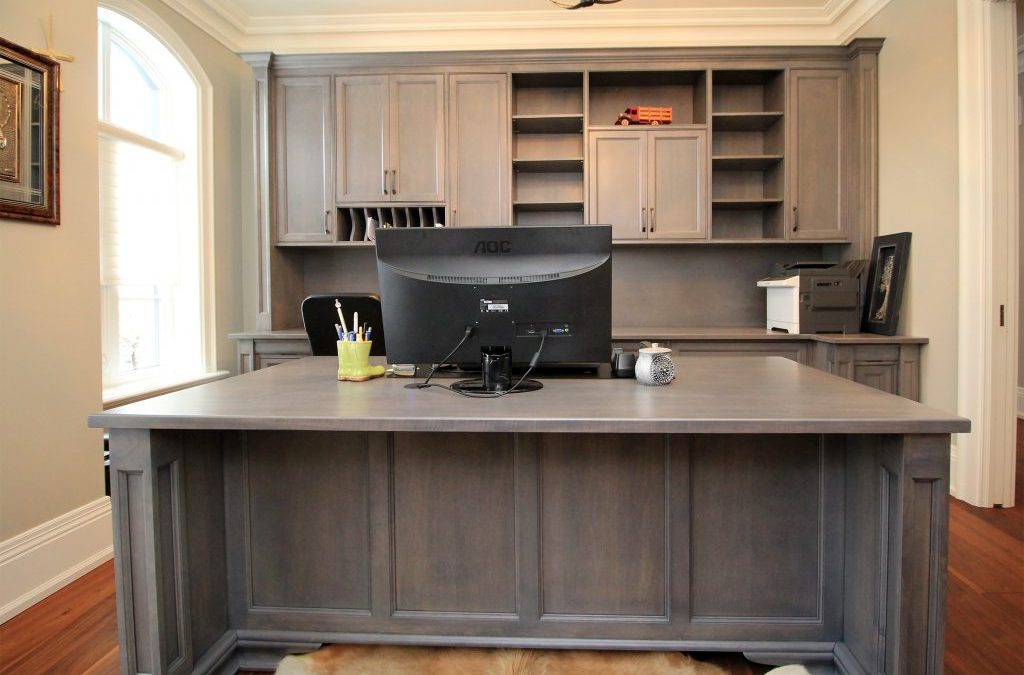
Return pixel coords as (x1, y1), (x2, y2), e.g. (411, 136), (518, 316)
(98, 0), (218, 404)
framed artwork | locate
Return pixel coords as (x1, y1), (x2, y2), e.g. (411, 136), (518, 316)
(0, 36), (60, 225)
(0, 71), (21, 183)
(862, 232), (911, 335)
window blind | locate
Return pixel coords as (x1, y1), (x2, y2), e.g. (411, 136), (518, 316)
(99, 130), (182, 286)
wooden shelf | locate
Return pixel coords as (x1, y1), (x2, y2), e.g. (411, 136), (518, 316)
(512, 158), (584, 173)
(711, 198), (783, 210)
(587, 124), (708, 131)
(513, 200), (584, 212)
(712, 155), (784, 170)
(512, 114), (583, 134)
(711, 112), (784, 131)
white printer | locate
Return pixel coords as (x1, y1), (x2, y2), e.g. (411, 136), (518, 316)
(756, 262), (862, 334)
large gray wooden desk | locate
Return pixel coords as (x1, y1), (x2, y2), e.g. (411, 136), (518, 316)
(89, 357), (968, 675)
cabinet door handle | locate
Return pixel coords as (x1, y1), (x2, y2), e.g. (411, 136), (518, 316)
(641, 207), (647, 233)
(452, 208), (457, 227)
(792, 206), (799, 232)
(383, 169), (388, 195)
(650, 207), (656, 233)
(391, 169), (398, 196)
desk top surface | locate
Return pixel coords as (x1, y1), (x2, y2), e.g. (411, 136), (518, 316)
(90, 356), (968, 435)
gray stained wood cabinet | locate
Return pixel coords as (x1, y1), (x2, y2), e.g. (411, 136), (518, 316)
(447, 74), (509, 227)
(589, 129), (707, 240)
(788, 69), (850, 241)
(336, 74), (445, 204)
(275, 76), (335, 243)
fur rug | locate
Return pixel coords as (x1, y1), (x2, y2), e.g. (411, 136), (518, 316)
(274, 645), (731, 675)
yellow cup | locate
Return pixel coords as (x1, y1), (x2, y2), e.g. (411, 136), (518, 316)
(337, 340), (386, 381)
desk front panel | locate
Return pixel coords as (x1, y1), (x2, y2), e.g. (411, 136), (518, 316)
(217, 430), (843, 643)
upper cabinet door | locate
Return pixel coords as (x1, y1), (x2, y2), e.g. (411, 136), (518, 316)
(788, 69), (850, 241)
(390, 74), (445, 202)
(589, 131), (646, 240)
(448, 74), (509, 227)
(275, 76), (335, 243)
(647, 130), (707, 240)
(336, 75), (388, 203)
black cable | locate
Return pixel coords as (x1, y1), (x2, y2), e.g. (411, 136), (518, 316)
(405, 325), (475, 389)
(408, 330), (548, 398)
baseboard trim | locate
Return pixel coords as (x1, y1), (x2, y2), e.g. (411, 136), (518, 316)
(1017, 387), (1024, 419)
(949, 439), (960, 498)
(0, 497), (113, 624)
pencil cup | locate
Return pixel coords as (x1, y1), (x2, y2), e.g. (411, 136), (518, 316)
(635, 343), (676, 386)
(337, 341), (386, 382)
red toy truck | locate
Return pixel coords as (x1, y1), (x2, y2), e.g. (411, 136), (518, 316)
(615, 106), (673, 126)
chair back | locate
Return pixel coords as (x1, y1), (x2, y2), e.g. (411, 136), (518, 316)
(301, 294), (386, 357)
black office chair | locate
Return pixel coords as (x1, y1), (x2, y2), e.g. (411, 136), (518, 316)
(301, 293), (386, 357)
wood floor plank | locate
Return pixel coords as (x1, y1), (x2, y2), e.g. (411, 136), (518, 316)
(948, 505), (1024, 593)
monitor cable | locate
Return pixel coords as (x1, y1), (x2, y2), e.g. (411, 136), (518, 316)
(405, 328), (548, 398)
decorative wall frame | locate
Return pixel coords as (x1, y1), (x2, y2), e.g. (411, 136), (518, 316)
(862, 232), (911, 335)
(0, 36), (59, 225)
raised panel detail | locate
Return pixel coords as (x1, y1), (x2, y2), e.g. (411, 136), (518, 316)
(449, 74), (509, 227)
(690, 434), (822, 620)
(392, 433), (517, 615)
(245, 431), (371, 611)
(540, 434), (668, 618)
(789, 69), (849, 241)
(854, 362), (898, 394)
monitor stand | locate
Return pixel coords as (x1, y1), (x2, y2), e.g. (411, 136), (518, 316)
(450, 345), (543, 394)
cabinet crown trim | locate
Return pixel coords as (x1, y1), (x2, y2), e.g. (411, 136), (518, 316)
(166, 0), (889, 56)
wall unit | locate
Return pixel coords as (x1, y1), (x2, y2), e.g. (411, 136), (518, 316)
(274, 76), (335, 243)
(709, 70), (785, 241)
(335, 74), (445, 204)
(449, 74), (509, 227)
(248, 42), (883, 340)
(788, 68), (850, 241)
(511, 72), (585, 225)
(589, 130), (707, 240)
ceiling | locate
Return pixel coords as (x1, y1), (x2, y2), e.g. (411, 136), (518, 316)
(160, 0), (893, 54)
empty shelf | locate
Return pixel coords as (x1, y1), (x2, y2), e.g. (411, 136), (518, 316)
(513, 158), (584, 173)
(711, 112), (784, 131)
(512, 114), (584, 134)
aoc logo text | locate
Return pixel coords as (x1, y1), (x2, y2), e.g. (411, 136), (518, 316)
(474, 240), (512, 254)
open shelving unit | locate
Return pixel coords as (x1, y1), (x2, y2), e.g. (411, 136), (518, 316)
(511, 72), (585, 226)
(587, 70), (708, 129)
(710, 70), (785, 241)
(334, 205), (445, 243)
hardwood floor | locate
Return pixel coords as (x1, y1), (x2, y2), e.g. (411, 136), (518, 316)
(2, 425), (1021, 675)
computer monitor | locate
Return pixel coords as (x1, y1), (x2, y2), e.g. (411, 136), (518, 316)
(375, 224), (612, 389)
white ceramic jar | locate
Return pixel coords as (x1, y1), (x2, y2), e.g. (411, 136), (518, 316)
(635, 343), (676, 385)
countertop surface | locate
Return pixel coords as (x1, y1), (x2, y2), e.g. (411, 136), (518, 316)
(91, 356), (966, 435)
(229, 327), (928, 345)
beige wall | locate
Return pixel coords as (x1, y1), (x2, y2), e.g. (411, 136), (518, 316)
(856, 0), (960, 414)
(0, 0), (104, 540)
(0, 0), (252, 546)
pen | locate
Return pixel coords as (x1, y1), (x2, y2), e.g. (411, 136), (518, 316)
(357, 327), (363, 342)
(365, 326), (373, 341)
(335, 299), (349, 335)
(353, 312), (359, 339)
(335, 323), (344, 340)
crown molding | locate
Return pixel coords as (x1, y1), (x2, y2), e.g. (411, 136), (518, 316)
(161, 0), (893, 54)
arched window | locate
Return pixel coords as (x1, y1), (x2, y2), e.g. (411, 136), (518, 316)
(98, 3), (214, 400)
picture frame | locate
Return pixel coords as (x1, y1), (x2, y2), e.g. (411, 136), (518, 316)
(862, 232), (911, 335)
(0, 36), (60, 225)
